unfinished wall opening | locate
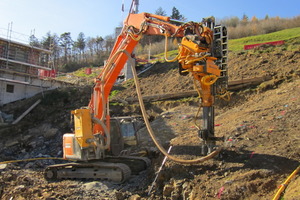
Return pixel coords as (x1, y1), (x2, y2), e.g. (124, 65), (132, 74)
(6, 84), (14, 93)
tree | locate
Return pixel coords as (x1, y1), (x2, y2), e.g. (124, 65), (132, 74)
(104, 35), (115, 53)
(42, 32), (53, 50)
(241, 14), (249, 25)
(85, 36), (105, 63)
(155, 7), (167, 16)
(74, 32), (86, 61)
(41, 32), (61, 67)
(29, 35), (40, 47)
(220, 16), (240, 27)
(251, 16), (258, 23)
(86, 37), (95, 61)
(265, 14), (269, 20)
(170, 7), (184, 21)
(95, 36), (104, 54)
(59, 32), (73, 64)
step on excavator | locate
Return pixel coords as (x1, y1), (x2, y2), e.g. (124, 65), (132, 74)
(44, 12), (228, 183)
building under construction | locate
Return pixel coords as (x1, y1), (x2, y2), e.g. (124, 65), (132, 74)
(0, 36), (68, 105)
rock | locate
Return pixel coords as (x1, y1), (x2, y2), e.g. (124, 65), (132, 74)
(28, 127), (41, 135)
(56, 150), (62, 157)
(23, 153), (31, 159)
(182, 188), (190, 200)
(0, 164), (8, 170)
(129, 194), (141, 200)
(23, 135), (33, 142)
(5, 140), (19, 147)
(182, 182), (189, 190)
(43, 128), (59, 139)
(83, 181), (108, 191)
(35, 136), (45, 147)
(45, 197), (56, 200)
(115, 191), (125, 200)
(163, 184), (174, 197)
(28, 123), (59, 139)
(189, 189), (196, 200)
(24, 162), (34, 169)
(171, 192), (180, 200)
(0, 111), (14, 123)
(28, 141), (37, 148)
(15, 185), (26, 192)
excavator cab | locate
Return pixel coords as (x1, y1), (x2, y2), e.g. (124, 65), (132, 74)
(110, 116), (142, 155)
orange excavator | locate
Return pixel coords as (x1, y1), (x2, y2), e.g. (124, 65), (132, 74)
(44, 12), (228, 182)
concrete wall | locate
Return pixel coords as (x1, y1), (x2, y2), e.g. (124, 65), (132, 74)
(0, 72), (70, 106)
(0, 81), (44, 105)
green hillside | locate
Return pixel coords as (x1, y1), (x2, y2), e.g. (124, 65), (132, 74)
(229, 27), (300, 51)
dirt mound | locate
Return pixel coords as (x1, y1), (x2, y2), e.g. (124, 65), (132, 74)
(0, 49), (300, 199)
(113, 61), (194, 101)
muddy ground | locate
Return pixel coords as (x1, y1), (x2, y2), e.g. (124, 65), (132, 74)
(0, 48), (300, 199)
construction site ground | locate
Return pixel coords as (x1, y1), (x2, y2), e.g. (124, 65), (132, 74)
(0, 48), (299, 199)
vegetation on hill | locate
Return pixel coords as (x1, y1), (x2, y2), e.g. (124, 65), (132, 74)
(229, 27), (300, 51)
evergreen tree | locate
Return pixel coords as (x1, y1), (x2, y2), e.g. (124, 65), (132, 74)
(59, 32), (73, 64)
(74, 32), (86, 61)
(242, 14), (249, 24)
(265, 14), (269, 20)
(170, 7), (184, 21)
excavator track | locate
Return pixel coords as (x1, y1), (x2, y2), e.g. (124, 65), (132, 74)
(104, 156), (151, 175)
(44, 156), (151, 183)
(44, 161), (131, 183)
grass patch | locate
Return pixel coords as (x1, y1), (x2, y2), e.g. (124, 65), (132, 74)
(109, 90), (120, 99)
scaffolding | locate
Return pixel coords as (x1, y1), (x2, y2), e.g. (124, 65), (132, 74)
(0, 25), (66, 105)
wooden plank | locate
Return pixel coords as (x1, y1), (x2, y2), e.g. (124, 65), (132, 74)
(229, 76), (271, 86)
(12, 99), (42, 125)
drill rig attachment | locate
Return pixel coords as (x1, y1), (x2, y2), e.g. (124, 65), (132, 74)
(196, 18), (228, 155)
(174, 16), (228, 155)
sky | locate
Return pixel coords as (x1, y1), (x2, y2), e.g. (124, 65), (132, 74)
(0, 0), (299, 43)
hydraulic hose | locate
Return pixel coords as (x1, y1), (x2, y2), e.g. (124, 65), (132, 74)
(92, 116), (111, 150)
(121, 50), (222, 164)
(272, 165), (300, 200)
(164, 33), (181, 63)
(201, 75), (218, 86)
